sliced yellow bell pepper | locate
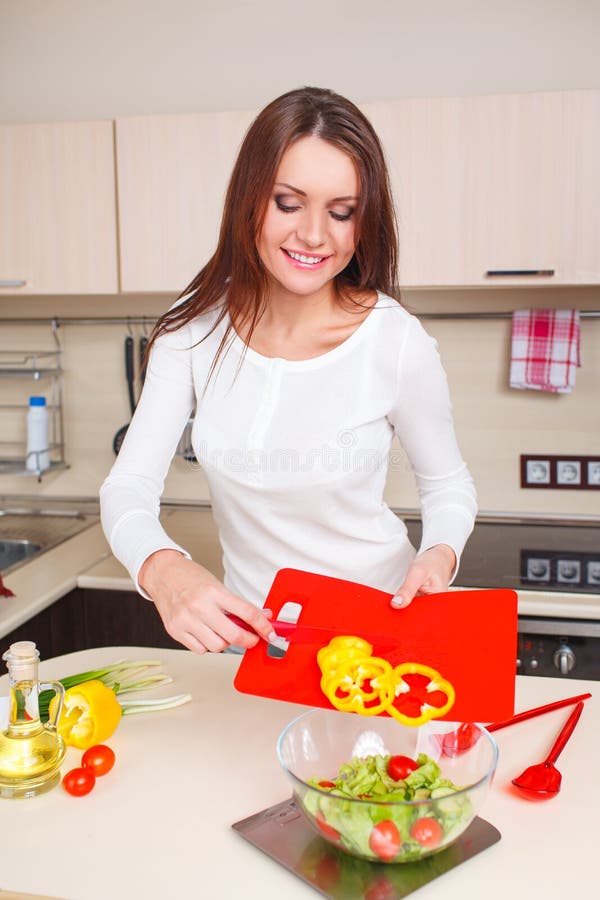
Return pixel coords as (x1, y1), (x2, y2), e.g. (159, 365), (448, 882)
(387, 662), (456, 726)
(49, 679), (122, 749)
(317, 635), (456, 726)
(322, 656), (396, 715)
(316, 636), (373, 676)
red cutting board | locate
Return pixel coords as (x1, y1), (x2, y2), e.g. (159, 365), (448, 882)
(234, 568), (518, 722)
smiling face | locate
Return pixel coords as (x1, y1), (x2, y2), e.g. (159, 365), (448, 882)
(256, 135), (359, 304)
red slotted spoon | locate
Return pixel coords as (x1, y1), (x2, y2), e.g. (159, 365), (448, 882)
(511, 700), (585, 800)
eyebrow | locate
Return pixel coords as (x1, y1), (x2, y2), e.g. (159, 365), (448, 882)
(274, 182), (359, 202)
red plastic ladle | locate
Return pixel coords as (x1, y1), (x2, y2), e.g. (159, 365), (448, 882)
(511, 700), (585, 799)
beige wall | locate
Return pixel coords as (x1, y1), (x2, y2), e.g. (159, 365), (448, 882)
(1, 1), (599, 124)
(0, 288), (598, 518)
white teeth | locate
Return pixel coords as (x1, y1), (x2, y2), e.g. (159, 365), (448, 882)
(287, 250), (324, 265)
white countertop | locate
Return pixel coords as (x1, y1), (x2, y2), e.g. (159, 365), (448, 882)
(0, 647), (596, 900)
(1, 506), (598, 643)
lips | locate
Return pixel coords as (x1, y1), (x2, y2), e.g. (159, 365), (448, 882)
(282, 248), (330, 269)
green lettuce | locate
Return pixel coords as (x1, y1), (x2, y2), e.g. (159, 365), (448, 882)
(304, 752), (473, 862)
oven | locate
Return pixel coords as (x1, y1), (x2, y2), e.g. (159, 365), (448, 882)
(405, 516), (600, 680)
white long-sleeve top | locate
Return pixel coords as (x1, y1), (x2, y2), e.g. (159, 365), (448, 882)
(100, 293), (477, 605)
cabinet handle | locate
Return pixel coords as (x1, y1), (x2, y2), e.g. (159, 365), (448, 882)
(485, 269), (555, 277)
(0, 279), (27, 287)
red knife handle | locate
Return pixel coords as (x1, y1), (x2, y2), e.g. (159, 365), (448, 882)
(227, 613), (295, 639)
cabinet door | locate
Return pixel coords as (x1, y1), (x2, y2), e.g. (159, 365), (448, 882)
(0, 589), (87, 661)
(364, 97), (469, 287)
(365, 90), (600, 287)
(116, 109), (256, 293)
(82, 589), (183, 650)
(0, 121), (119, 294)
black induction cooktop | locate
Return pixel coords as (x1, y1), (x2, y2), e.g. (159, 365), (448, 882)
(404, 518), (600, 595)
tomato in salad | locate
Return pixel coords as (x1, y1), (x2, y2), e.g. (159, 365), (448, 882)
(386, 754), (419, 781)
(315, 809), (342, 841)
(62, 766), (96, 797)
(368, 820), (401, 862)
(410, 817), (444, 848)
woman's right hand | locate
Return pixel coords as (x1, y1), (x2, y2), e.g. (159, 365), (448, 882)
(138, 549), (275, 654)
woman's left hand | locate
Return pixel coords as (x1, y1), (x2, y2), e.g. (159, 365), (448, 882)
(390, 544), (457, 609)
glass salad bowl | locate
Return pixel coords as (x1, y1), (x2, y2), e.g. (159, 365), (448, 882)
(277, 708), (498, 864)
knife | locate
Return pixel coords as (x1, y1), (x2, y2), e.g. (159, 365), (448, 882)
(227, 614), (395, 648)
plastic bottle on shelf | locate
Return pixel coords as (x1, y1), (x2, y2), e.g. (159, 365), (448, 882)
(25, 396), (50, 472)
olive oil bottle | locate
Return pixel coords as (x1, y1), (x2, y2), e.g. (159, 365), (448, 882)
(0, 641), (66, 799)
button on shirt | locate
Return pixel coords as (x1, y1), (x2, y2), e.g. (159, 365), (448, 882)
(100, 293), (477, 606)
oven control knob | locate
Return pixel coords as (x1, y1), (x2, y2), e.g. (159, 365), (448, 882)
(529, 658), (539, 670)
(553, 645), (575, 675)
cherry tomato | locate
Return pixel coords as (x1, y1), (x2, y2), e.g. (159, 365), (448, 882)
(315, 809), (341, 841)
(387, 754), (418, 781)
(368, 820), (401, 861)
(365, 876), (397, 900)
(81, 744), (116, 777)
(410, 816), (444, 847)
(318, 780), (336, 789)
(62, 766), (96, 797)
(314, 854), (340, 890)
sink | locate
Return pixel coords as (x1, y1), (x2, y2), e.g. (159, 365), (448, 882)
(0, 539), (43, 571)
(0, 511), (99, 575)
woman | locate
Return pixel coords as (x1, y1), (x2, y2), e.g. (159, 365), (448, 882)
(100, 86), (477, 655)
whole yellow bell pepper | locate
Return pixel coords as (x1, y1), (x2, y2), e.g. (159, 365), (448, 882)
(49, 679), (122, 749)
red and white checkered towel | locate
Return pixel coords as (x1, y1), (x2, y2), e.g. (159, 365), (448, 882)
(510, 309), (581, 394)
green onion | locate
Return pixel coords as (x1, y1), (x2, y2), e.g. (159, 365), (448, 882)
(39, 659), (190, 722)
(119, 694), (192, 715)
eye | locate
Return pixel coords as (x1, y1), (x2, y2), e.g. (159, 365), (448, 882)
(329, 209), (355, 222)
(275, 197), (300, 214)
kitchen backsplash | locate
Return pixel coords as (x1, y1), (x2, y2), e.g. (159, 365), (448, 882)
(0, 287), (598, 518)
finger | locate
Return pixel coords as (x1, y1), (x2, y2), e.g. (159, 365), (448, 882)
(181, 631), (209, 655)
(198, 605), (262, 650)
(190, 618), (240, 653)
(391, 566), (426, 609)
(223, 598), (278, 644)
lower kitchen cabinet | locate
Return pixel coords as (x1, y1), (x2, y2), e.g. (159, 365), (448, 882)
(0, 588), (183, 662)
(81, 588), (182, 651)
(0, 589), (87, 660)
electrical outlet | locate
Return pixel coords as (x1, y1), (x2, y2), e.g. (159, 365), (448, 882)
(521, 454), (600, 489)
(522, 550), (600, 587)
(588, 460), (600, 486)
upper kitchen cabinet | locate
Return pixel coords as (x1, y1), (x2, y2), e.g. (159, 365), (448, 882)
(0, 121), (118, 294)
(365, 90), (600, 287)
(115, 109), (256, 293)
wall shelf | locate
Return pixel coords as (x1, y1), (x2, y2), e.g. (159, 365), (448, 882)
(0, 327), (68, 481)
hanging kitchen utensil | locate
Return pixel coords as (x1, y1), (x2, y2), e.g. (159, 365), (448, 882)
(234, 568), (518, 723)
(112, 336), (136, 455)
(511, 700), (585, 799)
(139, 335), (149, 389)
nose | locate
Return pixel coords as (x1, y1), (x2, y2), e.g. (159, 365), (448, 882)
(295, 208), (327, 249)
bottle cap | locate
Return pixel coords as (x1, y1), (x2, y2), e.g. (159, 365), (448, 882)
(2, 641), (39, 679)
(29, 396), (46, 406)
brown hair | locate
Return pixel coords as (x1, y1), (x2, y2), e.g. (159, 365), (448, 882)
(147, 86), (399, 368)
